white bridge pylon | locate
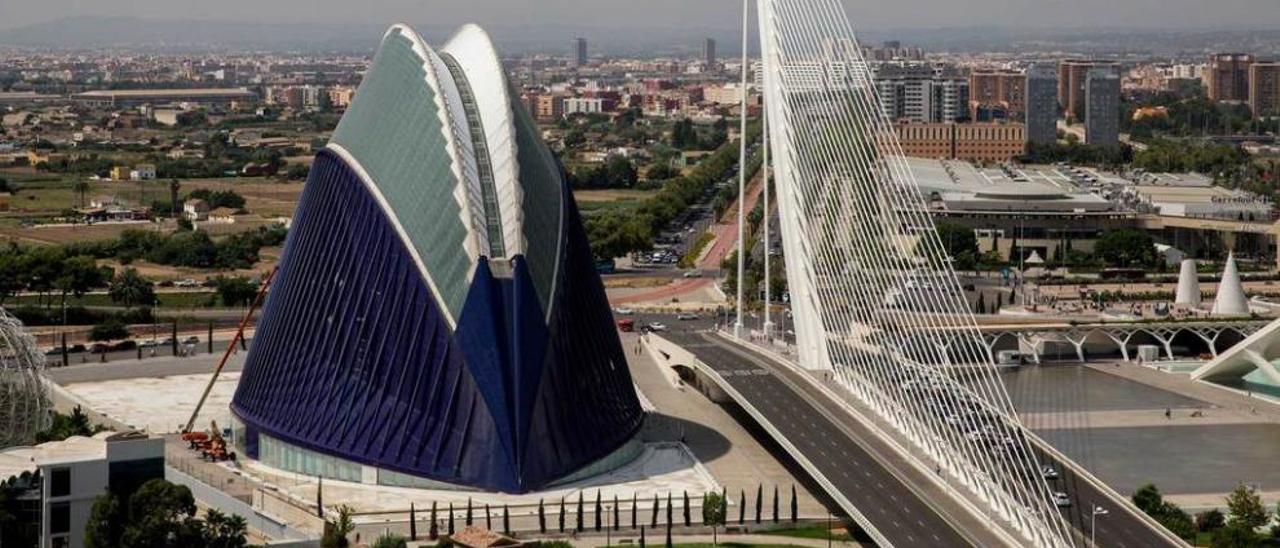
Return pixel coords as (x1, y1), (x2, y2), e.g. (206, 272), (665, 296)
(754, 0), (1076, 545)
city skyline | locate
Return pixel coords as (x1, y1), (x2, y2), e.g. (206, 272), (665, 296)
(5, 0), (1280, 36)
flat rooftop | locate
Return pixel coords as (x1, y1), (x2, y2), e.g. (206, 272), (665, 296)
(0, 432), (115, 479)
(75, 88), (255, 98)
(906, 158), (1114, 212)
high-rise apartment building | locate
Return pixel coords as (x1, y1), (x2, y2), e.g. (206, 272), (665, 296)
(1249, 62), (1280, 118)
(1085, 68), (1120, 146)
(1206, 53), (1254, 102)
(1025, 66), (1059, 146)
(1058, 60), (1120, 122)
(969, 69), (1026, 120)
(703, 38), (717, 68)
(571, 37), (588, 69)
(872, 62), (970, 123)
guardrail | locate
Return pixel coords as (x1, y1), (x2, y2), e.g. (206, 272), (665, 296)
(646, 332), (894, 547)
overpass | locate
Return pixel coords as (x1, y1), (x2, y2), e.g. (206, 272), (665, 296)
(649, 329), (1186, 547)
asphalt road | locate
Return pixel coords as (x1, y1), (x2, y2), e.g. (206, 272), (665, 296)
(664, 329), (974, 547)
(656, 316), (1181, 548)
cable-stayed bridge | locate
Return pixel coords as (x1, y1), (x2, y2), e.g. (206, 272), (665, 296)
(678, 0), (1196, 545)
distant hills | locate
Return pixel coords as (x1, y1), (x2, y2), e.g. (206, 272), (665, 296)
(1, 16), (1277, 56)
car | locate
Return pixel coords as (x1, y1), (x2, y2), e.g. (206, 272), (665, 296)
(1052, 492), (1071, 507)
(1042, 466), (1060, 480)
(614, 307), (635, 315)
(111, 340), (137, 351)
(646, 322), (668, 332)
(683, 270), (702, 278)
(139, 340), (158, 348)
(44, 347), (62, 356)
(89, 343), (110, 354)
(676, 313), (699, 321)
(174, 278), (200, 288)
(184, 336), (200, 344)
(68, 344), (86, 354)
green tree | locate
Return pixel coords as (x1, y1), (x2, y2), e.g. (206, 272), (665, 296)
(36, 406), (102, 442)
(214, 276), (258, 308)
(1227, 483), (1268, 531)
(1212, 523), (1261, 548)
(109, 268), (156, 309)
(936, 222), (979, 270)
(1094, 228), (1156, 268)
(56, 255), (108, 316)
(1197, 509), (1226, 533)
(702, 492), (726, 544)
(122, 479), (204, 548)
(84, 493), (124, 548)
(202, 508), (248, 548)
(322, 505), (355, 548)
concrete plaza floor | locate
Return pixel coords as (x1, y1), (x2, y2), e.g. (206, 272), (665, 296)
(1001, 361), (1280, 510)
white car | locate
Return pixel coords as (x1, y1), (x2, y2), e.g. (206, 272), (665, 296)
(614, 307), (635, 315)
(1052, 492), (1072, 508)
(646, 322), (668, 332)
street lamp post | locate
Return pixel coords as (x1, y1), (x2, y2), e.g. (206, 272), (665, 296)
(1090, 504), (1108, 547)
(606, 504), (613, 548)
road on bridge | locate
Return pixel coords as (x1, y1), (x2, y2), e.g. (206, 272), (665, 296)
(659, 323), (1182, 548)
(664, 330), (980, 547)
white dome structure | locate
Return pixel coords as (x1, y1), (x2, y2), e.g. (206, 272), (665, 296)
(1211, 252), (1250, 316)
(1175, 259), (1201, 307)
(0, 308), (49, 447)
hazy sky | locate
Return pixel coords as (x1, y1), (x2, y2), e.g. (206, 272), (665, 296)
(2, 0), (1279, 31)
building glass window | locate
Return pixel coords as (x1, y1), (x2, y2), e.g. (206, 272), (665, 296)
(50, 467), (70, 497)
(50, 501), (70, 534)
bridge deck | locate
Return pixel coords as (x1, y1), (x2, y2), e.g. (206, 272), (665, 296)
(664, 330), (1185, 548)
(665, 331), (986, 547)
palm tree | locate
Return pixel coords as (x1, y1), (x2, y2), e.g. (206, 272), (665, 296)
(108, 268), (155, 309)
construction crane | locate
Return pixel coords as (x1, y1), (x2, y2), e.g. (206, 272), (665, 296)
(183, 267), (277, 434)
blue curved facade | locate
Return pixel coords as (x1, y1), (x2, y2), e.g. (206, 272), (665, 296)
(230, 24), (644, 493)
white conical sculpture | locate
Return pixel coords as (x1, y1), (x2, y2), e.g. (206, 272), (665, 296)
(1211, 252), (1250, 315)
(1175, 259), (1201, 307)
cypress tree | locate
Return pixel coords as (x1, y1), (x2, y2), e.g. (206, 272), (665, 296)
(448, 502), (455, 535)
(666, 493), (673, 528)
(538, 499), (546, 534)
(466, 498), (473, 526)
(682, 491), (690, 526)
(652, 493), (660, 527)
(631, 493), (638, 529)
(772, 485), (779, 523)
(738, 490), (746, 524)
(640, 525), (646, 548)
(410, 502), (418, 541)
(429, 501), (438, 540)
(665, 523), (673, 548)
(613, 494), (620, 531)
(720, 488), (728, 526)
(502, 505), (510, 535)
(559, 498), (566, 533)
(577, 491), (585, 532)
(485, 503), (492, 530)
(595, 490), (602, 531)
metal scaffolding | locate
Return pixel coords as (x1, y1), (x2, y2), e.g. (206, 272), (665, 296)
(0, 307), (49, 448)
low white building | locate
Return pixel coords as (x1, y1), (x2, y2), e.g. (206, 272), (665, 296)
(0, 431), (165, 548)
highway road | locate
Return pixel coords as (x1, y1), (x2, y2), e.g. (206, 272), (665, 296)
(663, 329), (979, 547)
(654, 316), (1180, 547)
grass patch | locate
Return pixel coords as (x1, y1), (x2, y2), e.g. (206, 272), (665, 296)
(6, 291), (217, 310)
(759, 525), (853, 542)
(679, 232), (715, 268)
(673, 543), (811, 548)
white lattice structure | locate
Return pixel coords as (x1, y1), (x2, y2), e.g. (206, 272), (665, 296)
(754, 0), (1075, 545)
(0, 308), (49, 447)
